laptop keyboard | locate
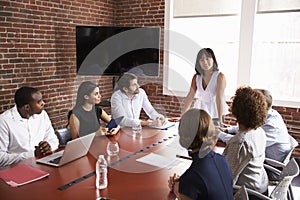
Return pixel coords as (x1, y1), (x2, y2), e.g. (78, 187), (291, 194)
(49, 156), (62, 164)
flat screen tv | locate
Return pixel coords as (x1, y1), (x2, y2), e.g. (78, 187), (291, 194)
(76, 26), (160, 76)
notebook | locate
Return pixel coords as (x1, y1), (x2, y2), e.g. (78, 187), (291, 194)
(147, 122), (176, 130)
(36, 132), (95, 167)
(106, 116), (124, 131)
(0, 164), (49, 187)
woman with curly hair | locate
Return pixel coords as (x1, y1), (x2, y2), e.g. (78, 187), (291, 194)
(223, 86), (268, 197)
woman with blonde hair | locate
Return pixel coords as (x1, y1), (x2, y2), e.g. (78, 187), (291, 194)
(168, 108), (233, 200)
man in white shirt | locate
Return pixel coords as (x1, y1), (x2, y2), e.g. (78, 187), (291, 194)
(0, 87), (59, 167)
(111, 73), (165, 127)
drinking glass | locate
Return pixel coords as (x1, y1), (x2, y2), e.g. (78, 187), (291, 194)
(106, 141), (119, 156)
(132, 124), (142, 134)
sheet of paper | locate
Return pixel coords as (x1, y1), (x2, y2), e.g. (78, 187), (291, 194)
(167, 136), (189, 157)
(136, 153), (182, 169)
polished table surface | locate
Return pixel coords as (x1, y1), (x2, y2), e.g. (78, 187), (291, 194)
(0, 125), (225, 200)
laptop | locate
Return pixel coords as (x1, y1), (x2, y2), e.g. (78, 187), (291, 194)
(36, 132), (95, 167)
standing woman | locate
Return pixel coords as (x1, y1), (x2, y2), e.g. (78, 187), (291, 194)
(182, 48), (227, 126)
(69, 81), (118, 139)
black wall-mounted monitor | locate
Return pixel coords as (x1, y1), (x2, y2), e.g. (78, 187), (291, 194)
(76, 26), (160, 76)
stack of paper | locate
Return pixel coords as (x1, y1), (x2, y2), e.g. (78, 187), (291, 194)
(136, 153), (182, 169)
(0, 164), (49, 187)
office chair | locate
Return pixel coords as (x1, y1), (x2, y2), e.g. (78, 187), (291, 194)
(55, 128), (72, 147)
(234, 185), (249, 200)
(265, 135), (298, 181)
(234, 158), (299, 200)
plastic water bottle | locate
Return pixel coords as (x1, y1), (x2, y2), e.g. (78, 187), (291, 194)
(96, 155), (108, 189)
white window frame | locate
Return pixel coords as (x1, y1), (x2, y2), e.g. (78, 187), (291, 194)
(163, 0), (300, 108)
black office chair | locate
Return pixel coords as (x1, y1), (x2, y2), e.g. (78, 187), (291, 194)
(55, 128), (72, 147)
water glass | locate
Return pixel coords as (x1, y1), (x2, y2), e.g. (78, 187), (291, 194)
(132, 124), (142, 134)
(106, 141), (119, 156)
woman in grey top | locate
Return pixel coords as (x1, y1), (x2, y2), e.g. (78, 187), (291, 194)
(223, 86), (269, 197)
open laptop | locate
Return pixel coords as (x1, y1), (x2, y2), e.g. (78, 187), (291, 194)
(36, 132), (95, 167)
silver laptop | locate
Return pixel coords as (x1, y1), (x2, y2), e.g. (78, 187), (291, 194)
(36, 133), (95, 167)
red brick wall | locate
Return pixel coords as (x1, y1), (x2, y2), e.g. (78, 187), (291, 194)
(114, 0), (165, 26)
(275, 106), (300, 157)
(1, 0), (299, 157)
(0, 0), (116, 128)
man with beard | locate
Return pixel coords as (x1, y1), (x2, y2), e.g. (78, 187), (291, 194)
(0, 87), (59, 167)
(111, 73), (165, 128)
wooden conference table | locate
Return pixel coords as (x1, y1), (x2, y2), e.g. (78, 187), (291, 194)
(0, 125), (225, 200)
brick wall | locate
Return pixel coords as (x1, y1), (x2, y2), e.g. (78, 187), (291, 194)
(1, 0), (299, 157)
(275, 106), (300, 157)
(0, 0), (116, 128)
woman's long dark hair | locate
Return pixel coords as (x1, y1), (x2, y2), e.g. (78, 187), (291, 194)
(195, 48), (219, 75)
(74, 81), (98, 109)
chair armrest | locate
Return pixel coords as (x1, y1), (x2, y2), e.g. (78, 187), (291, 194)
(264, 163), (282, 176)
(233, 185), (271, 200)
(265, 158), (286, 168)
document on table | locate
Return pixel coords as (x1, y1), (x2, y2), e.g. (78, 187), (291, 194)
(136, 153), (182, 169)
(0, 163), (49, 187)
(167, 136), (189, 157)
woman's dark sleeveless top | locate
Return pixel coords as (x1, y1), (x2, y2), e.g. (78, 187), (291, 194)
(72, 106), (102, 137)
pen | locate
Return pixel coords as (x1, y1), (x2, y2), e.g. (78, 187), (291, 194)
(176, 154), (192, 160)
(160, 123), (175, 130)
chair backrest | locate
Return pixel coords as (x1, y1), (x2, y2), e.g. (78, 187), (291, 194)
(264, 136), (298, 182)
(279, 158), (299, 179)
(234, 185), (249, 200)
(56, 128), (72, 147)
(223, 138), (253, 185)
(282, 136), (298, 165)
(270, 176), (292, 200)
(270, 158), (299, 199)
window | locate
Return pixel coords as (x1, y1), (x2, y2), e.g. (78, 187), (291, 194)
(164, 0), (300, 107)
(251, 12), (300, 106)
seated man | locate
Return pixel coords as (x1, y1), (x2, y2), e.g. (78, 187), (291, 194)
(0, 87), (59, 167)
(219, 89), (298, 163)
(111, 72), (165, 127)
